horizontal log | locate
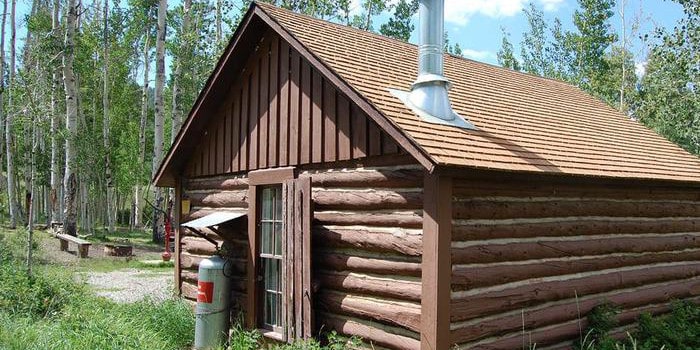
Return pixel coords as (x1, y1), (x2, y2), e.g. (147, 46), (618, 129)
(180, 225), (247, 242)
(314, 226), (422, 256)
(181, 236), (220, 255)
(316, 291), (421, 333)
(181, 236), (247, 256)
(182, 207), (247, 222)
(453, 180), (700, 202)
(316, 312), (420, 350)
(309, 167), (422, 188)
(181, 269), (247, 293)
(317, 251), (421, 277)
(452, 217), (700, 241)
(186, 176), (248, 191)
(450, 277), (700, 344)
(451, 233), (700, 264)
(187, 190), (248, 208)
(182, 281), (197, 300)
(180, 251), (247, 276)
(453, 198), (700, 220)
(450, 262), (700, 322)
(314, 211), (423, 228)
(462, 301), (679, 350)
(313, 189), (422, 210)
(316, 271), (421, 302)
(452, 249), (700, 290)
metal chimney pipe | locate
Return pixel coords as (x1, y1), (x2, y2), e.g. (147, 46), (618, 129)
(417, 0), (445, 77)
(390, 0), (476, 130)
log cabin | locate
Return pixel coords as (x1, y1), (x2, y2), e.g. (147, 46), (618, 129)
(153, 1), (700, 349)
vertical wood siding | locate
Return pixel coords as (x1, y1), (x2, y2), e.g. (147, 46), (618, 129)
(449, 177), (700, 349)
(184, 30), (401, 178)
(307, 165), (424, 350)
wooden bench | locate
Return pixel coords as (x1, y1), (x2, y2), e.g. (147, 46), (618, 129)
(57, 233), (92, 258)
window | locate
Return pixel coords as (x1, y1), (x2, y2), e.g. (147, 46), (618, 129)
(258, 186), (284, 334)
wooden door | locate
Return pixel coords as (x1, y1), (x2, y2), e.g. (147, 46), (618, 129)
(283, 176), (313, 340)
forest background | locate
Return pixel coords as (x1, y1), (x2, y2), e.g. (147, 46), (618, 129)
(0, 0), (696, 240)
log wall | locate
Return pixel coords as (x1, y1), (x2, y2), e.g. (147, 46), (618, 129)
(450, 175), (700, 349)
(306, 165), (424, 350)
(180, 174), (250, 318)
(178, 165), (423, 349)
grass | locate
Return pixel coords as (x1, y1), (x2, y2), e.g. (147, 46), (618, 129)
(0, 228), (195, 350)
(0, 228), (358, 350)
(86, 227), (163, 251)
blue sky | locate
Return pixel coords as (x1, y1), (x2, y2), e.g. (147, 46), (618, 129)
(435, 0), (684, 73)
(6, 0), (685, 79)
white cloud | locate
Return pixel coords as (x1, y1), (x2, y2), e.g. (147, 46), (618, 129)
(635, 61), (647, 78)
(444, 0), (564, 25)
(539, 0), (565, 11)
(461, 49), (497, 61)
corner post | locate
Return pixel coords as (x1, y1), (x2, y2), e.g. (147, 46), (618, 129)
(174, 178), (183, 296)
(246, 184), (258, 328)
(421, 170), (452, 349)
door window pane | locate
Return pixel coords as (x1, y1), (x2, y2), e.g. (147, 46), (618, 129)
(258, 185), (284, 331)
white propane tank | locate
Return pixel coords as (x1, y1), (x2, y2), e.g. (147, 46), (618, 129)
(194, 255), (232, 349)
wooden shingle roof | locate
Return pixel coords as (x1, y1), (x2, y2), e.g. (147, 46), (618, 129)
(257, 2), (700, 183)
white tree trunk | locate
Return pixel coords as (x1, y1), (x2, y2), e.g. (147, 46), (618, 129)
(170, 0), (190, 145)
(135, 26), (151, 229)
(152, 0), (167, 242)
(50, 0), (61, 224)
(103, 0), (114, 233)
(5, 0), (18, 228)
(63, 0), (79, 236)
(0, 0), (6, 225)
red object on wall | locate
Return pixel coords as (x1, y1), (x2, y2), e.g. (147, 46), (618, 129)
(197, 281), (214, 303)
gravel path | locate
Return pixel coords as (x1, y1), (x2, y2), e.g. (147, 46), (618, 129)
(80, 268), (175, 303)
(37, 231), (175, 303)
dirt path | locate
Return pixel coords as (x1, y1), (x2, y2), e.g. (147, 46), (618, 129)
(38, 231), (175, 303)
(79, 269), (174, 303)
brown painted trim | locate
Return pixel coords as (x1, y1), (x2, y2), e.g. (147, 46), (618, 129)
(174, 178), (183, 296)
(249, 167), (296, 185)
(252, 5), (435, 173)
(437, 164), (700, 190)
(421, 171), (452, 350)
(246, 184), (258, 328)
(247, 166), (297, 331)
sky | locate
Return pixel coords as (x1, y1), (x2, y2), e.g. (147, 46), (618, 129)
(435, 0), (685, 74)
(5, 0), (686, 79)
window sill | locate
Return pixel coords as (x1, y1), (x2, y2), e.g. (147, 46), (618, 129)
(259, 329), (286, 343)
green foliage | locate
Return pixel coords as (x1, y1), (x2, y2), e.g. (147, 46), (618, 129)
(570, 0), (618, 96)
(635, 0), (700, 156)
(521, 2), (550, 76)
(0, 232), (193, 350)
(497, 27), (521, 71)
(0, 232), (85, 319)
(228, 325), (361, 350)
(379, 0), (419, 42)
(573, 301), (700, 350)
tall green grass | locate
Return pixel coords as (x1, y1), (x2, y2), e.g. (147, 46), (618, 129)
(0, 231), (194, 350)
